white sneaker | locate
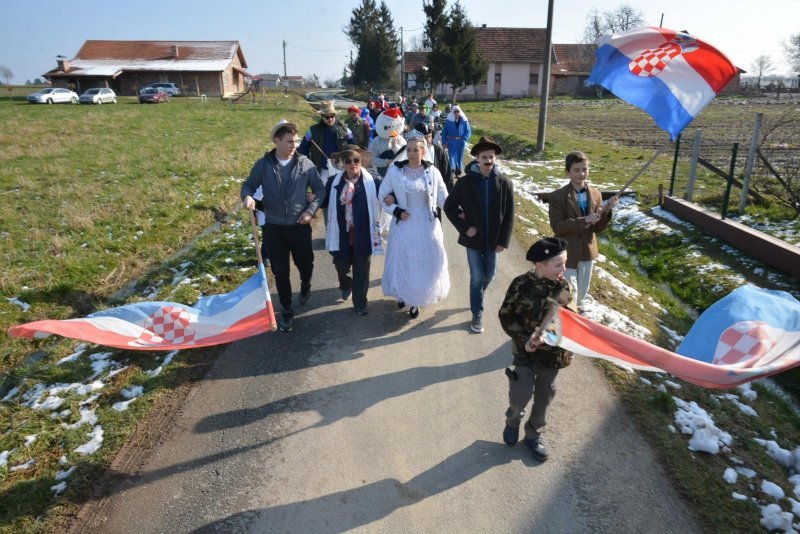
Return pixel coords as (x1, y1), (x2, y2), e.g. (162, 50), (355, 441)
(470, 316), (484, 333)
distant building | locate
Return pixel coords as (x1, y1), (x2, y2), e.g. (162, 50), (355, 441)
(43, 40), (251, 97)
(258, 74), (282, 88)
(283, 76), (306, 88)
(551, 44), (597, 96)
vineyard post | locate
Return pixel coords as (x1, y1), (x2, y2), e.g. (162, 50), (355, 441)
(738, 113), (763, 214)
(685, 129), (702, 201)
(721, 142), (739, 219)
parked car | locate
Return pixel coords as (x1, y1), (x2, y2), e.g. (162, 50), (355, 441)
(27, 88), (79, 105)
(146, 83), (181, 96)
(138, 87), (170, 104)
(79, 88), (117, 105)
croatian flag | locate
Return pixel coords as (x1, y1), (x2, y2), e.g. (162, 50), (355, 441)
(587, 27), (737, 140)
(550, 286), (800, 389)
(9, 265), (276, 350)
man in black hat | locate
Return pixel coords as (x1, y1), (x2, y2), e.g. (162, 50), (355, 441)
(498, 237), (572, 462)
(444, 136), (514, 334)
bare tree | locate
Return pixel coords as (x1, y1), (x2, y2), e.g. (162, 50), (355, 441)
(754, 108), (800, 218)
(407, 34), (429, 52)
(0, 65), (13, 85)
(750, 55), (774, 87)
(785, 32), (800, 74)
(583, 4), (645, 43)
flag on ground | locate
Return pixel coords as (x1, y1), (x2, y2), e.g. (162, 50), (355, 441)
(9, 265), (276, 350)
(587, 27), (737, 140)
(550, 286), (800, 389)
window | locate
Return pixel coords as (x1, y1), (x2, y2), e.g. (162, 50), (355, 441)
(530, 73), (539, 86)
(494, 73), (501, 85)
(222, 72), (229, 87)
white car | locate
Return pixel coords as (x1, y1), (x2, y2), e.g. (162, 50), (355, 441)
(27, 88), (79, 105)
(79, 88), (117, 105)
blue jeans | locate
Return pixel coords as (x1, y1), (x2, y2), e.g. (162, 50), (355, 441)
(466, 247), (497, 318)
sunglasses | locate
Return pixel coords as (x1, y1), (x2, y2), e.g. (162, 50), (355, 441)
(344, 157), (361, 164)
(323, 114), (336, 119)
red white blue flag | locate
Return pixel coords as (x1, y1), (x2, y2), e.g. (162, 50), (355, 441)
(551, 286), (800, 389)
(9, 265), (276, 350)
(587, 27), (737, 140)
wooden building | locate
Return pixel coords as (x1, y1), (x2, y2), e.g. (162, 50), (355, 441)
(44, 40), (250, 97)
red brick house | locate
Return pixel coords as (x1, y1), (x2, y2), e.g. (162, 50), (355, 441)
(44, 40), (251, 97)
(551, 44), (597, 96)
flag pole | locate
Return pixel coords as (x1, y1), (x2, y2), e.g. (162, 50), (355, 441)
(248, 208), (277, 331)
(588, 138), (672, 226)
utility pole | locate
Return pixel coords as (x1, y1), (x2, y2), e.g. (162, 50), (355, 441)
(536, 0), (554, 153)
(282, 39), (288, 95)
(399, 26), (404, 98)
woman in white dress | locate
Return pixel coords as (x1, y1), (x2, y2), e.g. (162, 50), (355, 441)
(379, 134), (450, 318)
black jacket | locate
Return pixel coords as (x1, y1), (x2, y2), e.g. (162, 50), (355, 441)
(444, 160), (514, 250)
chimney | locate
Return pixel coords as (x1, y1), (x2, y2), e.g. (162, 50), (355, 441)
(57, 58), (70, 73)
(171, 45), (180, 59)
(481, 24), (487, 28)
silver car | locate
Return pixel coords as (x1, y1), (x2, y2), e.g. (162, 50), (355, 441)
(27, 87), (79, 104)
(147, 82), (181, 96)
(79, 88), (117, 105)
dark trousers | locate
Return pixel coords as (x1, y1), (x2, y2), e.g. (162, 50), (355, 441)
(262, 223), (314, 312)
(333, 252), (371, 311)
(505, 363), (559, 440)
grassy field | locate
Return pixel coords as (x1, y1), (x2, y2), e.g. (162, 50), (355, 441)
(0, 94), (318, 531)
(1, 92), (799, 532)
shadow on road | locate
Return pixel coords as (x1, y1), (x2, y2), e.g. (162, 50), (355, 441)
(192, 439), (517, 533)
(194, 344), (508, 434)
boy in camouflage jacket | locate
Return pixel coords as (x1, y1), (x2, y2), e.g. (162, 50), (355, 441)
(498, 237), (571, 461)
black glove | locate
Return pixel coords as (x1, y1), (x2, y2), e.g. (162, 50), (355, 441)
(393, 207), (407, 222)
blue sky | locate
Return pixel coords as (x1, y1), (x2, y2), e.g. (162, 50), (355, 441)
(1, 0), (796, 85)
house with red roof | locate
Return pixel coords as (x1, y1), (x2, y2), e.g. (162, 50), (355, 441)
(44, 40), (251, 97)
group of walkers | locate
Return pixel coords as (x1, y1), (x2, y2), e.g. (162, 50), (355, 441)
(240, 101), (617, 461)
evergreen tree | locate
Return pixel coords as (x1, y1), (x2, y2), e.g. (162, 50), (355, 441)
(441, 2), (487, 100)
(423, 0), (450, 93)
(345, 0), (398, 88)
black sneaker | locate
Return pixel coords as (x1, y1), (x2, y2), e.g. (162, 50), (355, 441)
(299, 287), (311, 306)
(503, 425), (519, 446)
(409, 306), (419, 319)
(355, 308), (368, 316)
(278, 312), (294, 333)
(523, 437), (549, 461)
(397, 300), (406, 309)
(341, 290), (351, 301)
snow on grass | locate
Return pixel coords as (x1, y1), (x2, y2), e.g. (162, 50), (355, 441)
(760, 504), (794, 531)
(2, 387), (20, 402)
(23, 434), (37, 448)
(754, 438), (800, 472)
(55, 466), (76, 481)
(145, 350), (178, 378)
(673, 396), (732, 454)
(595, 267), (641, 299)
(0, 450), (9, 467)
(10, 459), (35, 472)
(50, 481), (67, 495)
(724, 468), (738, 484)
(56, 344), (88, 365)
(74, 425), (103, 455)
(718, 394), (758, 417)
(732, 492), (748, 501)
(579, 295), (652, 340)
(7, 297), (30, 312)
(62, 407), (98, 430)
(762, 479), (786, 500)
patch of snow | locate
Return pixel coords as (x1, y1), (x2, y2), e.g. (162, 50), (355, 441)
(761, 503), (793, 532)
(145, 350), (178, 377)
(732, 492), (748, 501)
(723, 467), (738, 484)
(673, 396), (732, 454)
(58, 455), (68, 466)
(2, 387), (20, 402)
(594, 267), (641, 298)
(755, 438), (800, 472)
(23, 434), (37, 448)
(790, 498), (800, 518)
(74, 425), (104, 456)
(664, 380), (682, 390)
(0, 450), (10, 467)
(62, 407), (98, 430)
(640, 377), (652, 386)
(7, 297), (30, 312)
(56, 344), (88, 365)
(121, 385), (143, 399)
(579, 295), (651, 340)
(736, 466), (757, 479)
(718, 394), (758, 417)
(55, 466), (76, 481)
(112, 399), (136, 412)
(762, 479), (786, 500)
(10, 459), (35, 472)
(737, 383), (757, 402)
(51, 481), (67, 495)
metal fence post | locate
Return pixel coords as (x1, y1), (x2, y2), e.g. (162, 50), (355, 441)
(669, 133), (681, 197)
(739, 112), (763, 213)
(721, 142), (739, 220)
(685, 129), (702, 201)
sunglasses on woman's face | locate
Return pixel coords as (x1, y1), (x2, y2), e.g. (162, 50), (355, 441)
(345, 158), (361, 164)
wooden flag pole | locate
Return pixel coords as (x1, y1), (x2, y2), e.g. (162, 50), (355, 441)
(249, 208), (264, 267)
(587, 139), (673, 227)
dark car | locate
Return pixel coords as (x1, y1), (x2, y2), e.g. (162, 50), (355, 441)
(138, 87), (169, 104)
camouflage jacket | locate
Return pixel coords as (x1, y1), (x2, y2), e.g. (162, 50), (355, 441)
(498, 271), (572, 369)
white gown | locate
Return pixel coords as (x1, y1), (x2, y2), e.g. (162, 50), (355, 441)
(382, 166), (450, 307)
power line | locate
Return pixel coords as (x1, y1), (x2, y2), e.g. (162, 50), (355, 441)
(285, 42), (350, 53)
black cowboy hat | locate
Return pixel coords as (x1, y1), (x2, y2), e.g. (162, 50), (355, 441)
(470, 136), (503, 156)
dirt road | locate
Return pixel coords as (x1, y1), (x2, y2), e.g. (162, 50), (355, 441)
(79, 218), (700, 533)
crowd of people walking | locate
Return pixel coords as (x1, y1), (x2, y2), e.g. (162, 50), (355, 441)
(241, 96), (617, 461)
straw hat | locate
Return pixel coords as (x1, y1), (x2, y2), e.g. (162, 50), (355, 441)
(270, 118), (298, 140)
(319, 100), (337, 116)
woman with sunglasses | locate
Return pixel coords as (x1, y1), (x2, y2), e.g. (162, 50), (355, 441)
(379, 133), (450, 319)
(324, 146), (384, 316)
